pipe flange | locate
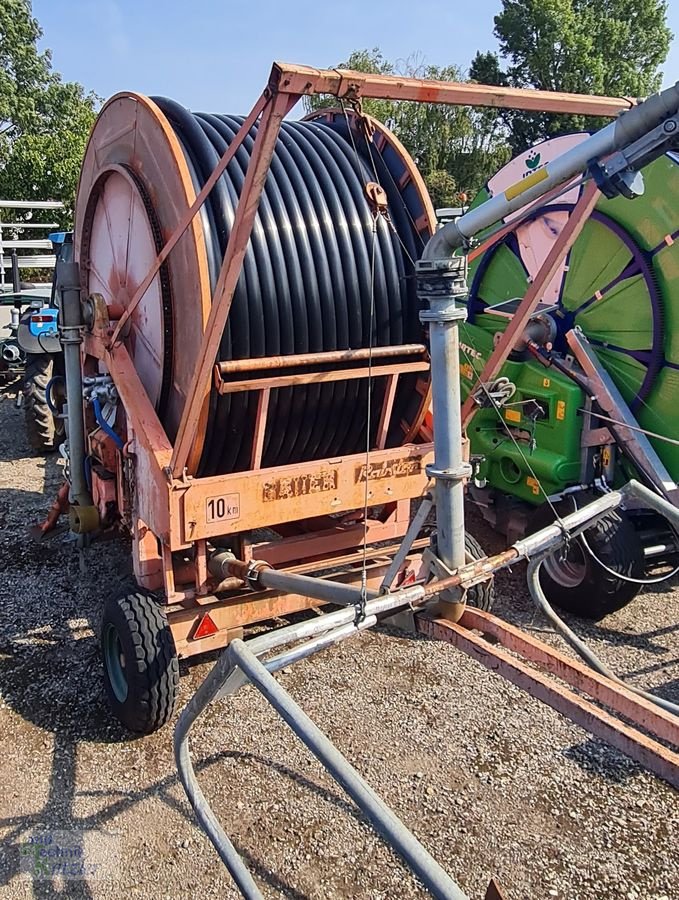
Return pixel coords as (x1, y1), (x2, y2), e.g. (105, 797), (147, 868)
(426, 462), (473, 482)
(416, 257), (466, 275)
(58, 324), (84, 346)
(419, 306), (468, 324)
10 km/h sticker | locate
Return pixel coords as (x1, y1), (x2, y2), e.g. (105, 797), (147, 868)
(206, 493), (241, 523)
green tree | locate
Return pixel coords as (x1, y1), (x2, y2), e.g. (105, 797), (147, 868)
(476, 0), (672, 153)
(0, 0), (98, 223)
(305, 48), (511, 204)
(425, 169), (458, 209)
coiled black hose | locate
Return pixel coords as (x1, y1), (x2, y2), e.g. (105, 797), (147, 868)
(151, 98), (428, 476)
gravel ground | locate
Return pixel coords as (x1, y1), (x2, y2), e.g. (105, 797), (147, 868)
(0, 374), (677, 900)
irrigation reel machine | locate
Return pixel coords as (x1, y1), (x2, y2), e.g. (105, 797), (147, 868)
(458, 132), (679, 619)
(40, 63), (679, 895)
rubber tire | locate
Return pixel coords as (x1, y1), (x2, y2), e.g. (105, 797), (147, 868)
(100, 589), (179, 734)
(23, 354), (64, 452)
(464, 532), (494, 611)
(530, 494), (644, 620)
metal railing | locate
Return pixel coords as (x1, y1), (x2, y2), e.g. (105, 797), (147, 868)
(0, 200), (64, 289)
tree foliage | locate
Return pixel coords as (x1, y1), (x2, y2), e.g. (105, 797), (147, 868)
(0, 0), (99, 223)
(474, 0), (672, 153)
(304, 49), (511, 205)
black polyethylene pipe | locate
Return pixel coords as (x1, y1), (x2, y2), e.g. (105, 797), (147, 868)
(152, 98), (425, 476)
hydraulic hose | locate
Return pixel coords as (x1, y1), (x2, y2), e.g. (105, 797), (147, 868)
(527, 342), (671, 498)
(92, 396), (124, 450)
(150, 99), (427, 476)
(527, 556), (679, 716)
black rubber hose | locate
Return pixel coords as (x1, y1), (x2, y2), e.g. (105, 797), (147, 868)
(202, 113), (301, 469)
(218, 115), (320, 467)
(284, 123), (357, 458)
(298, 122), (388, 456)
(527, 556), (679, 716)
(150, 99), (425, 476)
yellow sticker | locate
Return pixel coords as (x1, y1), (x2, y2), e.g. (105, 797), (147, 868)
(461, 363), (474, 380)
(526, 477), (540, 496)
(602, 446), (611, 467)
(542, 377), (551, 388)
(556, 400), (566, 420)
(505, 408), (521, 423)
(505, 167), (549, 201)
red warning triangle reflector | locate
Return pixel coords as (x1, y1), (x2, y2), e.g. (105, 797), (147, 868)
(194, 612), (219, 639)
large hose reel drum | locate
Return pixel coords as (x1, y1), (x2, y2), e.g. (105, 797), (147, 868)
(75, 94), (435, 476)
(466, 135), (679, 480)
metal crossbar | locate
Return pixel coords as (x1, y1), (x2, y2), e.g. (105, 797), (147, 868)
(175, 614), (468, 900)
(176, 481), (679, 895)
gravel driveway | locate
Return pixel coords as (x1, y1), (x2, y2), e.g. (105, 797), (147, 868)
(0, 375), (676, 900)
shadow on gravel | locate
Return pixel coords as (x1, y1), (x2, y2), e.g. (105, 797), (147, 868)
(645, 676), (679, 707)
(0, 488), (337, 899)
(0, 746), (345, 899)
(0, 477), (134, 896)
(591, 617), (679, 654)
(562, 739), (641, 784)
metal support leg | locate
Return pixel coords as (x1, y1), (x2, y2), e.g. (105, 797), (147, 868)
(175, 634), (469, 900)
(57, 260), (98, 533)
(417, 257), (470, 609)
(380, 493), (433, 592)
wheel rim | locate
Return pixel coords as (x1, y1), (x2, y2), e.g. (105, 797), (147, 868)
(103, 623), (128, 703)
(542, 540), (588, 589)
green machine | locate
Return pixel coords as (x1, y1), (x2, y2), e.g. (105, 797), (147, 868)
(459, 135), (679, 618)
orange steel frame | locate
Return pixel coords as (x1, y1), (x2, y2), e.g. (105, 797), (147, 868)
(81, 62), (634, 660)
(418, 609), (679, 788)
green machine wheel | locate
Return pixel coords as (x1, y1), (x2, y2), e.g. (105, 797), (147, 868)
(461, 136), (679, 615)
(465, 136), (679, 480)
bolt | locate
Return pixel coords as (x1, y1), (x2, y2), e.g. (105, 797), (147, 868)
(664, 120), (677, 133)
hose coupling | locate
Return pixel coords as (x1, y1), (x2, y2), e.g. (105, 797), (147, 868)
(416, 256), (469, 309)
(208, 551), (271, 590)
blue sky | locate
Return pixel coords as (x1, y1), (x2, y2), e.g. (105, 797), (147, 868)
(33, 0), (679, 113)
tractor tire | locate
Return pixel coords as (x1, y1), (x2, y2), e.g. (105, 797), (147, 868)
(101, 589), (179, 734)
(23, 354), (64, 452)
(530, 494), (644, 620)
(464, 532), (495, 612)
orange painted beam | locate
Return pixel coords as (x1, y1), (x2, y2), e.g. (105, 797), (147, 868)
(418, 614), (679, 788)
(270, 62), (635, 117)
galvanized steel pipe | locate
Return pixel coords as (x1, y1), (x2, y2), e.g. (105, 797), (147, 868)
(57, 260), (93, 510)
(175, 635), (469, 900)
(424, 81), (679, 259)
(420, 298), (469, 583)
